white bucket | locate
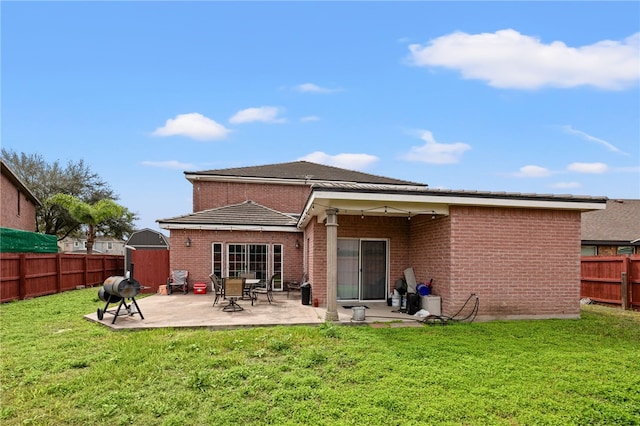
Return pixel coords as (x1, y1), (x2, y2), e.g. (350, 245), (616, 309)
(391, 295), (400, 307)
(351, 306), (366, 321)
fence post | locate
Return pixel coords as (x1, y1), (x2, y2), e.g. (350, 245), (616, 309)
(621, 272), (628, 310)
(19, 254), (26, 300)
(56, 254), (62, 294)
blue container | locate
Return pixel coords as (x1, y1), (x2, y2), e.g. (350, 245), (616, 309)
(417, 283), (431, 296)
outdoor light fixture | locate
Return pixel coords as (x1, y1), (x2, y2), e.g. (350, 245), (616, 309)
(185, 237), (191, 247)
(295, 240), (300, 249)
(431, 211), (437, 220)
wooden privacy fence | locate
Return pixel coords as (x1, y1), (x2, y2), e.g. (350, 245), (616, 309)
(0, 253), (124, 303)
(581, 255), (640, 310)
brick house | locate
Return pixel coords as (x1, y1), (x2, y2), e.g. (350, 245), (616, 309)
(1, 159), (41, 232)
(581, 199), (640, 256)
(158, 161), (606, 321)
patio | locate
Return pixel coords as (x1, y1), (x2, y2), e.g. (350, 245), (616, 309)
(84, 292), (425, 330)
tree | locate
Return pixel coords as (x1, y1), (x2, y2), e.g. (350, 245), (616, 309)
(0, 149), (134, 239)
(48, 194), (135, 254)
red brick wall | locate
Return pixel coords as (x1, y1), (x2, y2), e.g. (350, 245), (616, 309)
(1, 173), (38, 231)
(193, 181), (311, 213)
(448, 206), (582, 319)
(169, 229), (303, 287)
(305, 219), (325, 305)
(408, 215), (452, 302)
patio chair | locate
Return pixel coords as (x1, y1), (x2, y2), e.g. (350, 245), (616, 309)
(210, 273), (224, 306)
(253, 273), (279, 304)
(167, 270), (189, 294)
(222, 277), (246, 312)
(286, 272), (307, 298)
(238, 272), (257, 300)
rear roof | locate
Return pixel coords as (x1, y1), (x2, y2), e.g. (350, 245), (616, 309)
(186, 161), (424, 186)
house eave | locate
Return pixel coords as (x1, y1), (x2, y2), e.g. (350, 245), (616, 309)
(158, 222), (301, 233)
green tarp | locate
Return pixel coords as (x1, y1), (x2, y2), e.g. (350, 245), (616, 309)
(0, 227), (58, 253)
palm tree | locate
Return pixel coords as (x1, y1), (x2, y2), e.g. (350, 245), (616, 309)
(48, 194), (135, 254)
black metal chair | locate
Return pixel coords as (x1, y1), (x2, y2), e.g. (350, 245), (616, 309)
(286, 272), (307, 298)
(253, 273), (278, 304)
(210, 273), (224, 306)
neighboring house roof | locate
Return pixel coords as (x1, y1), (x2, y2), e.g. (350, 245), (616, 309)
(159, 201), (299, 232)
(1, 159), (42, 206)
(126, 228), (170, 248)
(581, 199), (640, 245)
(185, 161), (424, 186)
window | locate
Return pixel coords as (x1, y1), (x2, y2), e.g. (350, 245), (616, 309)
(211, 243), (223, 278)
(617, 246), (635, 255)
(272, 244), (283, 291)
(581, 246), (597, 256)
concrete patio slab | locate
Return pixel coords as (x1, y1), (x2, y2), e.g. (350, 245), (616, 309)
(84, 292), (425, 330)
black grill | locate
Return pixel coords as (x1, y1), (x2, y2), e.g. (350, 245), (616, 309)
(97, 265), (144, 324)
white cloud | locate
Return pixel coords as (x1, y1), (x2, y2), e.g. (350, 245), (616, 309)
(562, 125), (628, 155)
(141, 160), (196, 170)
(294, 83), (342, 94)
(401, 130), (471, 164)
(514, 165), (553, 178)
(300, 115), (320, 122)
(229, 106), (286, 124)
(407, 30), (640, 90)
(567, 162), (609, 173)
(550, 181), (581, 189)
(152, 113), (230, 141)
(298, 151), (378, 170)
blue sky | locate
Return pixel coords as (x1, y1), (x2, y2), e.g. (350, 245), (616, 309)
(3, 1), (639, 233)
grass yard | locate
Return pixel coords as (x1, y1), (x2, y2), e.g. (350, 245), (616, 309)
(1, 289), (639, 425)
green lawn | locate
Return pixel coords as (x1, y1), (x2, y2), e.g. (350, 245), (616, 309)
(1, 289), (639, 425)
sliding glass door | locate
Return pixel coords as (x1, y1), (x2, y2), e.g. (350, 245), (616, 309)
(337, 239), (387, 301)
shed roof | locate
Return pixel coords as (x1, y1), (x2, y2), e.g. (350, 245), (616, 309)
(126, 228), (170, 248)
(185, 161), (423, 186)
(581, 199), (640, 244)
(158, 201), (298, 231)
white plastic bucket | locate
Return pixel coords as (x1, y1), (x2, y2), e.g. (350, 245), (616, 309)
(351, 306), (366, 321)
(391, 295), (400, 307)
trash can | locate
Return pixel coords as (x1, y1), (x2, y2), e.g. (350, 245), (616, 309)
(301, 282), (311, 305)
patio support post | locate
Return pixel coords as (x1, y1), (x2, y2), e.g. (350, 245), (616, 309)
(325, 208), (339, 321)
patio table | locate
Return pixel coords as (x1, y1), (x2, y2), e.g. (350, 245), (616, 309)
(243, 279), (260, 301)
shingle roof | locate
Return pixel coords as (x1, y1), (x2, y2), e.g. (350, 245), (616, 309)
(186, 161), (423, 186)
(581, 199), (640, 243)
(158, 201), (298, 227)
(126, 228), (169, 247)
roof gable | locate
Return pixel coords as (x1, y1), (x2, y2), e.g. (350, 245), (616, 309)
(185, 161), (424, 186)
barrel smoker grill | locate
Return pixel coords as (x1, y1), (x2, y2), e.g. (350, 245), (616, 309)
(97, 272), (144, 324)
